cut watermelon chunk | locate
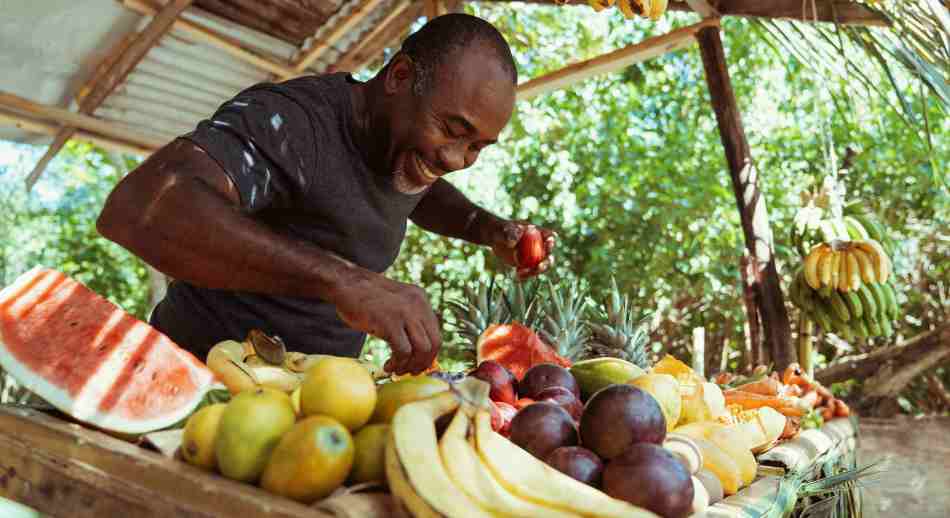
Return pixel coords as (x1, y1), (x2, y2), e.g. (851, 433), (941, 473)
(476, 323), (571, 380)
(0, 267), (215, 433)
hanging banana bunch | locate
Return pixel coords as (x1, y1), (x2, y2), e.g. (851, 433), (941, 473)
(788, 234), (900, 341)
(588, 0), (668, 20)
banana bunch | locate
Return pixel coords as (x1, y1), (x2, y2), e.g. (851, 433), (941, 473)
(588, 0), (668, 20)
(802, 239), (891, 292)
(386, 377), (660, 518)
(791, 207), (896, 260)
(206, 330), (385, 394)
(790, 267), (900, 340)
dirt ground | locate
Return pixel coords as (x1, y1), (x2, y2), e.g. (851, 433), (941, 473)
(856, 416), (950, 517)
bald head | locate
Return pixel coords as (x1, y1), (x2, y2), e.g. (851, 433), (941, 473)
(395, 13), (518, 96)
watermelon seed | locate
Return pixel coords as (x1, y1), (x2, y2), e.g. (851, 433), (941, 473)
(70, 321), (77, 326)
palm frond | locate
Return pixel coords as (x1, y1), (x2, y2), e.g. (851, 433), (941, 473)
(753, 0), (949, 139)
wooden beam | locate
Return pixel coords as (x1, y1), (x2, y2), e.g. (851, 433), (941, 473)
(289, 0), (389, 74)
(0, 111), (154, 157)
(424, 0), (447, 19)
(0, 406), (333, 518)
(119, 0), (298, 78)
(332, 2), (422, 73)
(25, 0), (190, 190)
(0, 91), (166, 150)
(696, 25), (794, 369)
(329, 0), (413, 72)
(477, 0), (887, 26)
(685, 0), (718, 18)
(516, 18), (718, 102)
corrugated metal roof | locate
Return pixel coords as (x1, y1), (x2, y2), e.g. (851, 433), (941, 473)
(1, 0), (418, 152)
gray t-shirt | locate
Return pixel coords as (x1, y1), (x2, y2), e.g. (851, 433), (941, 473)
(150, 73), (428, 359)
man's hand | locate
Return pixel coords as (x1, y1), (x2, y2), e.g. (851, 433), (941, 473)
(332, 272), (441, 376)
(489, 220), (557, 280)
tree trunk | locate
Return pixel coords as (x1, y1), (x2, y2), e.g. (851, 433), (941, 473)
(816, 322), (950, 386)
(739, 254), (764, 368)
(696, 27), (793, 369)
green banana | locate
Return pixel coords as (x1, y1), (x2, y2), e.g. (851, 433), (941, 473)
(856, 284), (878, 321)
(880, 318), (894, 338)
(867, 282), (889, 320)
(850, 214), (878, 241)
(843, 290), (864, 319)
(853, 318), (870, 339)
(844, 216), (870, 240)
(812, 300), (834, 333)
(819, 285), (834, 299)
(882, 282), (900, 321)
(865, 314), (883, 337)
(829, 291), (852, 322)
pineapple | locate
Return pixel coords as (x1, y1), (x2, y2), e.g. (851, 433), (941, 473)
(446, 275), (541, 358)
(538, 279), (591, 362)
(586, 278), (651, 368)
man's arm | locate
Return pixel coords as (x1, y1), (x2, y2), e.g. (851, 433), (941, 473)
(409, 178), (507, 246)
(98, 139), (353, 300)
(409, 178), (558, 279)
(97, 139), (439, 375)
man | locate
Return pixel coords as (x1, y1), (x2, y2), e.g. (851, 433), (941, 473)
(96, 14), (555, 376)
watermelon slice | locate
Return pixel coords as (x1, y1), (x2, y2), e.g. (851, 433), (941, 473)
(475, 323), (572, 380)
(0, 267), (215, 433)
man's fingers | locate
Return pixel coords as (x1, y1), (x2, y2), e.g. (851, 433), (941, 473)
(405, 321), (432, 375)
(503, 222), (524, 247)
(388, 327), (413, 375)
(421, 314), (442, 369)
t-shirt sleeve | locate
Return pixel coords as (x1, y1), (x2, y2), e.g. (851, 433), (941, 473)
(182, 88), (316, 213)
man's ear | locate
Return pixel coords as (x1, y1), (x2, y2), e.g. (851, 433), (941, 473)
(384, 52), (416, 95)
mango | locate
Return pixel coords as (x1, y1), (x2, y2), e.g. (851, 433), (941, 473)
(216, 387), (296, 483)
(570, 358), (645, 401)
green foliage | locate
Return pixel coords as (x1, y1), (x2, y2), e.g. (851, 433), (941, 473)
(0, 141), (150, 317)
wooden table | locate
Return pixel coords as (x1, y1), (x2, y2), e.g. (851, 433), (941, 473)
(0, 405), (343, 518)
(1, 404), (858, 518)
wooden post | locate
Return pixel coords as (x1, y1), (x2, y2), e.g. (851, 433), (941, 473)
(696, 26), (794, 370)
(692, 327), (705, 377)
(739, 254), (764, 368)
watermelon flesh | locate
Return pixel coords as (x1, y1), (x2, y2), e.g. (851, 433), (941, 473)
(476, 322), (572, 380)
(0, 267), (215, 433)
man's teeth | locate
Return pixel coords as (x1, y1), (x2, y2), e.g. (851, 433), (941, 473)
(417, 157), (439, 181)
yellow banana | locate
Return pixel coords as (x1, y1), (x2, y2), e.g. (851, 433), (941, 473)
(856, 240), (891, 283)
(804, 244), (828, 289)
(850, 247), (877, 284)
(385, 434), (441, 518)
(473, 410), (659, 518)
(588, 0), (608, 12)
(837, 250), (851, 292)
(391, 390), (493, 518)
(440, 408), (580, 518)
(617, 0), (638, 19)
(828, 251), (842, 291)
(845, 249), (862, 291)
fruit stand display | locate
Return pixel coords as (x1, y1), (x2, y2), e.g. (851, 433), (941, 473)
(0, 267), (865, 518)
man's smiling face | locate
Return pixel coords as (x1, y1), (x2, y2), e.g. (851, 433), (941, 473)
(384, 44), (516, 192)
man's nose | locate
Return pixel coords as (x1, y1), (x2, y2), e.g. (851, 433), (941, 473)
(438, 144), (467, 172)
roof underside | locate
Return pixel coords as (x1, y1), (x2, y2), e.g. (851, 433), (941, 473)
(0, 0), (421, 148)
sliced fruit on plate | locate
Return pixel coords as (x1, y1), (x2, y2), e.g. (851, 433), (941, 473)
(0, 267), (216, 434)
(476, 322), (571, 380)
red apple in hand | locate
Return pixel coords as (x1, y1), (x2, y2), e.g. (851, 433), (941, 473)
(516, 226), (545, 269)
